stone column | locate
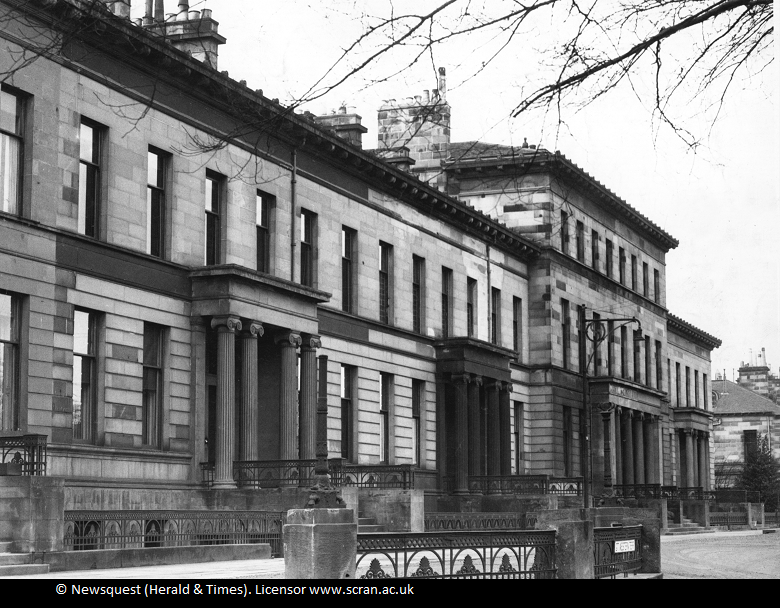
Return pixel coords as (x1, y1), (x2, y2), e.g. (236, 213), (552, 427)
(299, 334), (321, 460)
(692, 431), (701, 487)
(600, 405), (615, 492)
(703, 432), (711, 491)
(211, 315), (242, 489)
(486, 381), (501, 477)
(276, 331), (302, 460)
(633, 412), (645, 484)
(468, 375), (481, 481)
(499, 383), (512, 476)
(622, 410), (634, 485)
(453, 374), (470, 495)
(614, 407), (623, 485)
(435, 374), (447, 488)
(698, 432), (708, 492)
(685, 430), (695, 488)
(239, 321), (263, 462)
(643, 414), (655, 484)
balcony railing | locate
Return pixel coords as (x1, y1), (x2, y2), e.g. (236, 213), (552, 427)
(200, 460), (433, 490)
(709, 512), (749, 528)
(64, 510), (285, 556)
(593, 525), (643, 579)
(614, 485), (717, 501)
(356, 530), (557, 579)
(0, 434), (47, 476)
(444, 474), (583, 496)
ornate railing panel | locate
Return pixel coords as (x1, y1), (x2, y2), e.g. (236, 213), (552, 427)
(356, 530), (557, 579)
(338, 463), (416, 489)
(548, 477), (584, 496)
(466, 475), (550, 495)
(614, 484), (662, 499)
(764, 512), (778, 527)
(424, 512), (532, 532)
(64, 510), (285, 556)
(658, 486), (713, 501)
(233, 460), (318, 489)
(0, 434), (47, 475)
(709, 512), (748, 528)
(711, 489), (761, 504)
(593, 525), (643, 579)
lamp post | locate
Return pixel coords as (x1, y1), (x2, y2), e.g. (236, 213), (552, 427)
(579, 306), (643, 508)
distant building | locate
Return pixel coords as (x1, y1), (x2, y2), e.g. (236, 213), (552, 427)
(736, 348), (780, 403)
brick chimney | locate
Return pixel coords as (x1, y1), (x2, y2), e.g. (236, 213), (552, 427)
(103, 0), (131, 18)
(315, 106), (368, 149)
(143, 1), (226, 70)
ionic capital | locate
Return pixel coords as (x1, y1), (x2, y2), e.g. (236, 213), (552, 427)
(452, 373), (471, 386)
(211, 315), (242, 333)
(275, 331), (302, 348)
(301, 333), (322, 350)
(241, 321), (264, 338)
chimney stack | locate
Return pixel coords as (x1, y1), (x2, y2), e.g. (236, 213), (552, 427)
(438, 67), (447, 101)
(104, 0), (131, 18)
(315, 106), (368, 148)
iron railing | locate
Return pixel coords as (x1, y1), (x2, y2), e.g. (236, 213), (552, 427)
(356, 530), (557, 579)
(424, 512), (533, 532)
(709, 512), (748, 529)
(64, 510), (285, 556)
(443, 474), (583, 496)
(614, 484), (663, 499)
(0, 434), (47, 475)
(593, 525), (643, 579)
(764, 512), (779, 527)
(711, 489), (761, 504)
(234, 460), (318, 488)
(548, 477), (584, 496)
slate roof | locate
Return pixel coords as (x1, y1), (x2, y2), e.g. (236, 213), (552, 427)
(712, 380), (780, 415)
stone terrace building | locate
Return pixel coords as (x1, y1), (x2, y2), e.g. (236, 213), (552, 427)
(0, 0), (720, 538)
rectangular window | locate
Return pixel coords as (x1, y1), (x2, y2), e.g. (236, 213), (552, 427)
(621, 326), (628, 379)
(667, 359), (672, 400)
(605, 239), (614, 278)
(578, 305), (586, 374)
(0, 291), (20, 431)
(441, 267), (453, 338)
(79, 119), (102, 238)
(633, 330), (642, 383)
(560, 211), (569, 255)
(0, 88), (23, 215)
(561, 299), (570, 370)
(257, 190), (274, 274)
(146, 148), (166, 258)
(744, 430), (758, 461)
(685, 366), (691, 406)
(607, 320), (614, 375)
(379, 373), (392, 464)
(645, 336), (651, 387)
(412, 379), (423, 466)
(342, 227), (356, 313)
(563, 406), (573, 476)
(491, 287), (501, 345)
(694, 370), (700, 408)
(300, 210), (316, 287)
(631, 255), (638, 291)
(513, 297), (523, 363)
(412, 256), (425, 333)
(143, 323), (163, 448)
(592, 313), (601, 375)
(467, 278), (477, 338)
(676, 362), (681, 406)
(204, 170), (223, 265)
(576, 221), (584, 262)
(591, 230), (599, 271)
(654, 269), (660, 304)
(703, 373), (708, 410)
(619, 247), (626, 285)
(379, 242), (392, 324)
(513, 402), (524, 474)
(340, 365), (355, 460)
(73, 309), (96, 442)
(642, 262), (649, 297)
(656, 340), (663, 390)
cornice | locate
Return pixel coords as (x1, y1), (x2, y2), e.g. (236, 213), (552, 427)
(667, 313), (722, 350)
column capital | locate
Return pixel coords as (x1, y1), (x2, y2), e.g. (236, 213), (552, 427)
(211, 315), (242, 333)
(301, 333), (322, 350)
(241, 321), (264, 338)
(596, 402), (615, 416)
(500, 381), (513, 393)
(452, 373), (471, 385)
(683, 428), (694, 437)
(275, 331), (302, 348)
(486, 379), (502, 392)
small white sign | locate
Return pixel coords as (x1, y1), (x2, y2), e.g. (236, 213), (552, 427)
(614, 540), (635, 553)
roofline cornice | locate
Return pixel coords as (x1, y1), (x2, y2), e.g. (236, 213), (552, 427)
(667, 313), (722, 349)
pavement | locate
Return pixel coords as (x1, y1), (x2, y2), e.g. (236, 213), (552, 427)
(2, 558), (286, 580)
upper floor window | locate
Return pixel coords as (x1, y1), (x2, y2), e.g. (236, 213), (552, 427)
(575, 221), (585, 262)
(703, 373), (708, 410)
(412, 255), (425, 333)
(654, 269), (660, 304)
(73, 309), (97, 443)
(204, 170), (223, 265)
(744, 430), (758, 461)
(491, 288), (501, 345)
(631, 255), (638, 291)
(561, 299), (570, 370)
(675, 362), (681, 406)
(79, 119), (103, 238)
(694, 369), (700, 408)
(379, 372), (392, 463)
(442, 267), (453, 338)
(300, 209), (316, 287)
(0, 291), (20, 431)
(257, 190), (275, 274)
(143, 323), (164, 448)
(642, 262), (649, 297)
(655, 340), (663, 390)
(605, 239), (613, 278)
(620, 326), (628, 379)
(513, 297), (523, 363)
(342, 227), (357, 313)
(379, 242), (393, 324)
(467, 278), (477, 338)
(0, 88), (23, 216)
(685, 366), (691, 406)
(412, 379), (423, 465)
(340, 365), (355, 461)
(591, 230), (599, 271)
(560, 211), (569, 255)
(147, 148), (167, 258)
(619, 247), (626, 285)
(592, 313), (601, 375)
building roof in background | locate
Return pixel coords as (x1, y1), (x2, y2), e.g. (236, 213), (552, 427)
(713, 379), (780, 415)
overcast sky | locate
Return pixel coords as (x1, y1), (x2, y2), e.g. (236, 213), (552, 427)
(136, 2), (779, 379)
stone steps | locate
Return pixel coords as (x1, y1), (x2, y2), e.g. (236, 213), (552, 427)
(663, 527), (715, 536)
(0, 553), (50, 577)
(0, 553), (31, 566)
(358, 517), (386, 534)
(0, 543), (13, 553)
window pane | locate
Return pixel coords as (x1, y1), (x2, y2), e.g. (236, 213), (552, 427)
(147, 150), (163, 188)
(144, 325), (161, 367)
(0, 134), (20, 214)
(0, 294), (17, 342)
(0, 91), (20, 134)
(1, 342), (18, 430)
(79, 123), (96, 163)
(148, 188), (164, 257)
(73, 311), (92, 355)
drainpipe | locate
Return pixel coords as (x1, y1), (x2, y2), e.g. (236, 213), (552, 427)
(486, 245), (492, 339)
(290, 148), (298, 283)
